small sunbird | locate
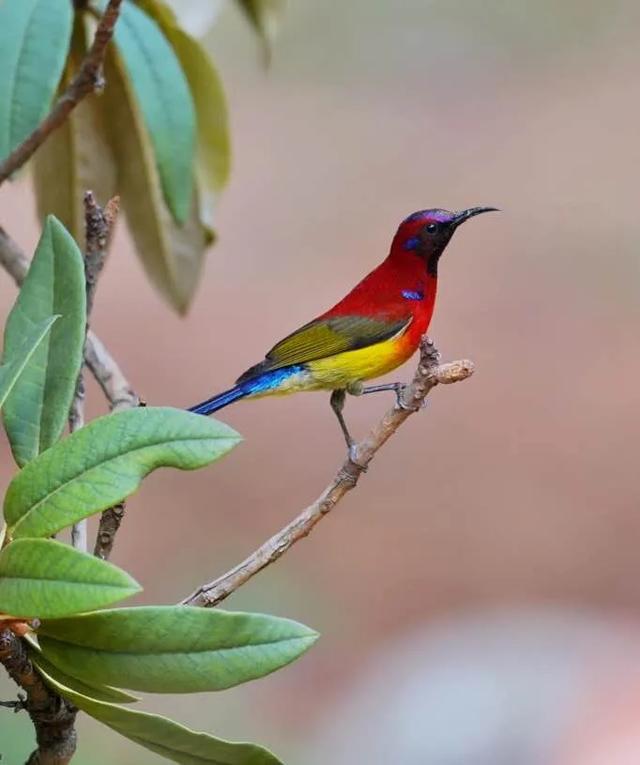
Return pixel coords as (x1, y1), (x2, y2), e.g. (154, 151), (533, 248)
(189, 207), (497, 451)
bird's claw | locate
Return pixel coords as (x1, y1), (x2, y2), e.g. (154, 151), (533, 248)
(395, 386), (427, 412)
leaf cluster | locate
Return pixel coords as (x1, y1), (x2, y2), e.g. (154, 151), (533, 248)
(0, 219), (316, 763)
(0, 0), (282, 313)
(0, 2), (308, 761)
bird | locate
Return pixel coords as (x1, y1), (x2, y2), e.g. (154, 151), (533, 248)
(188, 207), (497, 455)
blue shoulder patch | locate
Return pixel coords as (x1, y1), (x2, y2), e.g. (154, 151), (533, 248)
(403, 236), (420, 251)
(402, 289), (424, 301)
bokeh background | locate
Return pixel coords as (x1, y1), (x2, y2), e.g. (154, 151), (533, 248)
(2, 0), (640, 762)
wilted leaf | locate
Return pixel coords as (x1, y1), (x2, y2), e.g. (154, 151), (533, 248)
(29, 649), (138, 704)
(4, 407), (240, 538)
(0, 0), (73, 161)
(103, 47), (207, 313)
(114, 1), (196, 224)
(236, 0), (285, 61)
(0, 538), (140, 618)
(34, 662), (283, 764)
(0, 316), (58, 411)
(38, 606), (318, 693)
(32, 16), (117, 242)
(1, 216), (86, 466)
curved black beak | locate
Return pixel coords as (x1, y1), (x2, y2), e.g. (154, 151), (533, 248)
(451, 206), (499, 227)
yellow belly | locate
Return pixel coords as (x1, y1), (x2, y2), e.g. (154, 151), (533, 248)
(244, 336), (414, 400)
(304, 336), (411, 390)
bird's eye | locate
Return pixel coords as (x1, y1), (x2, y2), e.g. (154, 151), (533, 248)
(426, 223), (438, 234)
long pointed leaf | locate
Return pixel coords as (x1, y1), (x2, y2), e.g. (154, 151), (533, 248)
(4, 407), (240, 539)
(136, 0), (231, 195)
(29, 649), (139, 704)
(114, 1), (196, 223)
(32, 16), (117, 242)
(0, 315), (58, 410)
(1, 216), (86, 466)
(0, 0), (73, 161)
(34, 662), (283, 764)
(38, 606), (318, 693)
(103, 47), (207, 313)
(0, 538), (141, 618)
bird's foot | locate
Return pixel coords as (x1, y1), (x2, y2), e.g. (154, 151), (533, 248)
(395, 385), (427, 412)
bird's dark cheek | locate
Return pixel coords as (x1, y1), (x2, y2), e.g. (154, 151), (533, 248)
(427, 251), (442, 277)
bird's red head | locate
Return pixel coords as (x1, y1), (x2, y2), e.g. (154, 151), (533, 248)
(390, 207), (498, 276)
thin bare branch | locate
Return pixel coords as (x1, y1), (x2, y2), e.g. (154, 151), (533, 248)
(0, 225), (29, 280)
(0, 627), (77, 765)
(71, 192), (120, 551)
(92, 502), (126, 560)
(182, 338), (474, 607)
(83, 192), (119, 316)
(84, 331), (139, 412)
(0, 0), (123, 186)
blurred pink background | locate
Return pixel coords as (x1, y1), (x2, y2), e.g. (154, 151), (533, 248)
(2, 0), (640, 762)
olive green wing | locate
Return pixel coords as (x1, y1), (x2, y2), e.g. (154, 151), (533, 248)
(236, 314), (411, 383)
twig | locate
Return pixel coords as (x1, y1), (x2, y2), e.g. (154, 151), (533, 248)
(84, 192), (135, 560)
(0, 0), (123, 186)
(92, 503), (126, 561)
(0, 225), (29, 280)
(84, 331), (139, 412)
(182, 338), (474, 607)
(0, 627), (77, 765)
(70, 193), (120, 551)
(83, 192), (119, 316)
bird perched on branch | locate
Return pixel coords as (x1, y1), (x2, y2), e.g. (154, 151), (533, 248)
(189, 207), (497, 455)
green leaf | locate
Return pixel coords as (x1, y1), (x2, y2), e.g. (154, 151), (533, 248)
(32, 15), (117, 243)
(236, 0), (285, 61)
(4, 407), (240, 538)
(29, 648), (139, 704)
(1, 216), (86, 466)
(0, 538), (141, 618)
(33, 663), (283, 765)
(103, 47), (208, 313)
(113, 1), (196, 224)
(136, 0), (231, 195)
(0, 315), (58, 411)
(0, 0), (73, 161)
(38, 606), (318, 693)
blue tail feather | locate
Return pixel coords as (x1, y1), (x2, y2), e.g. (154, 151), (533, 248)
(188, 364), (306, 416)
(188, 386), (246, 416)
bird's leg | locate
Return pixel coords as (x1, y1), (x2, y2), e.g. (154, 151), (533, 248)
(348, 381), (422, 411)
(330, 389), (360, 462)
